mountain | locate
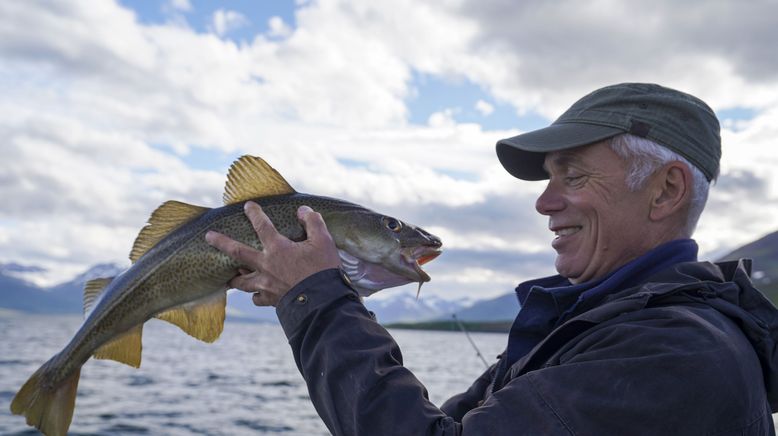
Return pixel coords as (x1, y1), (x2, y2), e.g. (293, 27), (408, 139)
(453, 293), (519, 322)
(0, 269), (61, 313)
(0, 261), (473, 323)
(3, 229), (776, 323)
(364, 293), (472, 324)
(717, 230), (778, 303)
(46, 263), (127, 313)
(0, 263), (126, 314)
(0, 262), (279, 322)
(446, 228), (778, 322)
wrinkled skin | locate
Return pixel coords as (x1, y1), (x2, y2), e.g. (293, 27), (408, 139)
(536, 140), (692, 283)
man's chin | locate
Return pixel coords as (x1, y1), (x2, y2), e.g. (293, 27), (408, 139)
(555, 258), (582, 283)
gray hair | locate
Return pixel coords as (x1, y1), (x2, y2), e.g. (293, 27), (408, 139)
(609, 134), (716, 237)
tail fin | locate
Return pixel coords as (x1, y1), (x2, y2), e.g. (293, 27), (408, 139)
(10, 364), (81, 436)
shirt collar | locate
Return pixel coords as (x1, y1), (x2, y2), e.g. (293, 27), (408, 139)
(515, 238), (699, 316)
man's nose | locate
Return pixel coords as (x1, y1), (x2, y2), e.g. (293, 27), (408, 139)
(535, 180), (565, 216)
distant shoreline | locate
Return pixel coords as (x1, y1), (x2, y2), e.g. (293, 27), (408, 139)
(386, 320), (512, 334)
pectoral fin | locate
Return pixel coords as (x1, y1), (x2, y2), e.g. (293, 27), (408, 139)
(94, 325), (143, 368)
(130, 200), (210, 263)
(223, 155), (296, 205)
(155, 291), (227, 343)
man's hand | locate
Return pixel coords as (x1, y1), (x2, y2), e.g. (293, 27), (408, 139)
(205, 201), (341, 307)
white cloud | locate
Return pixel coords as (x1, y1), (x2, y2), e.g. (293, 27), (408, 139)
(210, 9), (248, 37)
(427, 108), (458, 127)
(0, 0), (777, 300)
(169, 0), (192, 13)
(268, 16), (292, 38)
(475, 99), (494, 116)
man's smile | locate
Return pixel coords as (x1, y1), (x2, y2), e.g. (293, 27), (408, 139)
(552, 226), (582, 238)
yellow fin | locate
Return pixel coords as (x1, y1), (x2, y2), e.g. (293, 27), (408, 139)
(83, 277), (113, 317)
(130, 200), (210, 263)
(94, 324), (143, 368)
(223, 155), (296, 205)
(155, 291), (227, 343)
(11, 365), (81, 436)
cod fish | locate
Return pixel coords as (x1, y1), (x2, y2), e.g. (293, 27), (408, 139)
(11, 155), (442, 436)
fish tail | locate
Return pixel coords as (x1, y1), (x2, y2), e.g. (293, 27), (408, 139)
(10, 362), (82, 436)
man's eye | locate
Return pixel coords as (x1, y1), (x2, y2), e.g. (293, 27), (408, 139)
(565, 175), (586, 185)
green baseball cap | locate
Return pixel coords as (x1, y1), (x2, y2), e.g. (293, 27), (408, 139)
(496, 83), (721, 181)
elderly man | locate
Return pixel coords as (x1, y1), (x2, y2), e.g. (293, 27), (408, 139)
(206, 83), (778, 435)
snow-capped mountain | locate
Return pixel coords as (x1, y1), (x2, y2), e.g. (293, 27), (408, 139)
(0, 262), (480, 323)
(364, 292), (474, 324)
(67, 263), (128, 285)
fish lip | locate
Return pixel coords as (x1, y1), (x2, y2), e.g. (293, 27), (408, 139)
(403, 245), (442, 282)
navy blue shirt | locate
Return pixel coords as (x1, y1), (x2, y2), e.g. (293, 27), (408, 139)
(496, 239), (699, 386)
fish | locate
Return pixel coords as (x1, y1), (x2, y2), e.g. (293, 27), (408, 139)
(10, 155), (442, 436)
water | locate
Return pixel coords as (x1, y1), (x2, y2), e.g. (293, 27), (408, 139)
(0, 314), (505, 435)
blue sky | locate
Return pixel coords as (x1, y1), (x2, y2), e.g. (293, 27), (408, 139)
(1, 0), (777, 300)
(120, 0), (297, 41)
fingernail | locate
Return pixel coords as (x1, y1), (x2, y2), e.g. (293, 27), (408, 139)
(299, 205), (312, 214)
(205, 231), (215, 242)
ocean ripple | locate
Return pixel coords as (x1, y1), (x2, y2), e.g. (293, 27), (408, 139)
(1, 314), (505, 435)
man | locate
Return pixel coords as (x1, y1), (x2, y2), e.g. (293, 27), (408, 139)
(206, 83), (778, 435)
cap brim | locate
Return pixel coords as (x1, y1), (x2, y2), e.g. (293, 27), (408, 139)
(496, 122), (625, 180)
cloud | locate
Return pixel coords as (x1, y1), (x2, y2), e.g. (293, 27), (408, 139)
(169, 0), (192, 13)
(454, 0), (778, 116)
(475, 100), (494, 116)
(268, 16), (292, 38)
(210, 9), (249, 37)
(0, 0), (777, 299)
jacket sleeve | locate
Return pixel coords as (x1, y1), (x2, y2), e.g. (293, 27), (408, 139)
(277, 271), (774, 435)
(276, 269), (455, 435)
(275, 269), (577, 436)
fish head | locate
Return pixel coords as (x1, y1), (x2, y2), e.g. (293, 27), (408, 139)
(323, 208), (442, 297)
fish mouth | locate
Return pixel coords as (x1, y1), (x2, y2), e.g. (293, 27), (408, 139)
(338, 242), (442, 297)
(403, 245), (443, 283)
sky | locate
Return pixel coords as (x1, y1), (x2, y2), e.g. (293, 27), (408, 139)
(1, 0), (777, 301)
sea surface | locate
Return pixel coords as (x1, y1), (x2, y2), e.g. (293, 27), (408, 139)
(0, 314), (505, 435)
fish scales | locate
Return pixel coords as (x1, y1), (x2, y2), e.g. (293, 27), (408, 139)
(48, 194), (342, 386)
(11, 156), (442, 436)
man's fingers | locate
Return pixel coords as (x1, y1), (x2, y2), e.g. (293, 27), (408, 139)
(244, 202), (282, 247)
(228, 272), (259, 292)
(252, 291), (268, 306)
(205, 231), (261, 267)
(297, 205), (332, 244)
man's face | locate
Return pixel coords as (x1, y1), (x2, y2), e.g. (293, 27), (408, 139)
(537, 141), (656, 284)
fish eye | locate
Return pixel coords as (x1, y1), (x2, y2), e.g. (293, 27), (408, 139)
(382, 217), (403, 232)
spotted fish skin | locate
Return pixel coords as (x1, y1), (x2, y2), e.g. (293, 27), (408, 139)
(10, 156), (442, 436)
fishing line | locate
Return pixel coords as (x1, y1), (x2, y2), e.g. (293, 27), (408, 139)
(452, 314), (489, 369)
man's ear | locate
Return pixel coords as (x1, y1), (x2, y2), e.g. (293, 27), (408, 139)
(649, 162), (691, 222)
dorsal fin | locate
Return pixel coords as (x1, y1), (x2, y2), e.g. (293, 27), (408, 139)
(154, 290), (227, 343)
(129, 200), (210, 263)
(223, 155), (296, 205)
(83, 277), (114, 317)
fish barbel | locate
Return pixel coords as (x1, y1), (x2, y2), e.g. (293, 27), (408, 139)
(10, 155), (442, 436)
